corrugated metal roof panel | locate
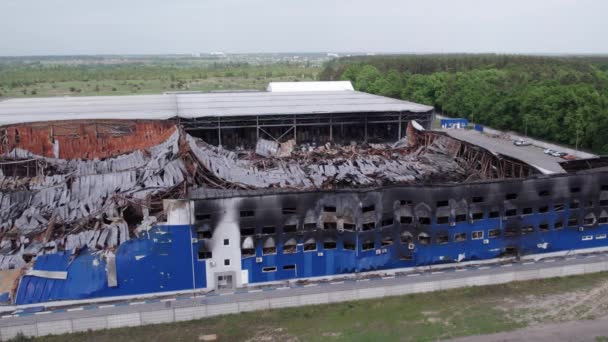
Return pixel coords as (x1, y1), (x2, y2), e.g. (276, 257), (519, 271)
(0, 90), (433, 126)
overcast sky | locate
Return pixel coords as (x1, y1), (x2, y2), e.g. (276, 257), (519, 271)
(1, 0), (606, 56)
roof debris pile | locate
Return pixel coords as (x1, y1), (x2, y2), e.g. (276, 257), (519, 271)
(0, 130), (185, 270)
(188, 133), (470, 190)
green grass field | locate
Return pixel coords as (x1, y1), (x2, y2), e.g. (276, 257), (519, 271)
(13, 272), (608, 342)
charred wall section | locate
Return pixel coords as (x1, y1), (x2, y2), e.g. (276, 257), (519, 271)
(192, 171), (608, 280)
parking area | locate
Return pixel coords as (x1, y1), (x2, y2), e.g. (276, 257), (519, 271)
(441, 129), (569, 174)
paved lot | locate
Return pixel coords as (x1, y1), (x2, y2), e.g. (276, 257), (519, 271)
(442, 129), (567, 174)
(1, 251), (608, 329)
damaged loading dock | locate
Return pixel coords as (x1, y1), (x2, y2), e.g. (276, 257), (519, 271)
(0, 81), (607, 305)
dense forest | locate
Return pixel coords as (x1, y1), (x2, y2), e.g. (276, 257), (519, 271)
(321, 55), (608, 154)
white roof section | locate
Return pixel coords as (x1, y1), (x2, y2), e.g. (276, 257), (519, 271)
(0, 90), (433, 126)
(267, 81), (354, 92)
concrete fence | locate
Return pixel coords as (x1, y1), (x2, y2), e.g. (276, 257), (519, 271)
(2, 260), (608, 340)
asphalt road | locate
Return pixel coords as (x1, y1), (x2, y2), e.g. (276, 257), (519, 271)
(2, 251), (608, 329)
(442, 129), (567, 174)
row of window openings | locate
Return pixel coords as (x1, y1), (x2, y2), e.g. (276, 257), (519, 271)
(246, 229), (608, 271)
(196, 194), (608, 221)
(196, 192), (608, 222)
(234, 207), (606, 238)
(242, 217), (608, 257)
(243, 230), (490, 257)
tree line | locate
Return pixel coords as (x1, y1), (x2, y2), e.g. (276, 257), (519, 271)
(321, 54), (608, 155)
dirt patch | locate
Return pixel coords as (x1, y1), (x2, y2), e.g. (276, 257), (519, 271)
(244, 327), (298, 342)
(504, 280), (608, 324)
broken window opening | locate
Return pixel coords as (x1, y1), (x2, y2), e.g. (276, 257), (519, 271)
(504, 227), (518, 237)
(455, 214), (467, 223)
(263, 238), (277, 255)
(381, 236), (394, 246)
(362, 205), (375, 213)
(400, 216), (413, 224)
(488, 229), (500, 238)
(323, 239), (337, 250)
(568, 217), (579, 228)
(437, 216), (449, 224)
(283, 224), (297, 233)
(505, 193), (518, 200)
(400, 254), (413, 261)
(343, 241), (356, 250)
(570, 200), (580, 209)
(262, 267), (277, 272)
(283, 264), (296, 270)
(554, 221), (564, 230)
(241, 249), (255, 258)
(436, 200), (449, 207)
(472, 196), (484, 203)
(323, 222), (337, 230)
(197, 231), (212, 240)
(454, 232), (466, 242)
(539, 206), (549, 213)
(584, 215), (596, 226)
(381, 218), (394, 227)
(195, 213), (211, 221)
(304, 223), (317, 230)
(282, 207), (297, 215)
(571, 187), (581, 193)
(600, 200), (608, 207)
(521, 225), (534, 234)
(418, 233), (430, 245)
(418, 217), (431, 225)
(262, 226), (276, 235)
(505, 209), (517, 217)
(240, 227), (255, 236)
(282, 238), (297, 254)
(586, 201), (594, 209)
(343, 223), (356, 231)
(471, 212), (483, 221)
(323, 206), (337, 213)
(539, 223), (550, 232)
(489, 211), (500, 218)
(362, 221), (376, 231)
(472, 231), (483, 240)
(361, 240), (375, 251)
(554, 203), (565, 212)
(437, 234), (449, 244)
(400, 231), (413, 244)
(198, 251), (212, 259)
(538, 190), (550, 197)
(240, 210), (255, 218)
(522, 207), (533, 215)
(400, 200), (413, 206)
(224, 259), (230, 266)
(303, 238), (317, 252)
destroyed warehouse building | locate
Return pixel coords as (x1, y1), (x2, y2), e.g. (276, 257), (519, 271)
(0, 81), (607, 305)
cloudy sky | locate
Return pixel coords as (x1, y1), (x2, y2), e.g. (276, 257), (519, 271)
(0, 0), (606, 56)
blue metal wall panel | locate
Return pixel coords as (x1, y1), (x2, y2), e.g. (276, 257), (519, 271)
(15, 225), (206, 305)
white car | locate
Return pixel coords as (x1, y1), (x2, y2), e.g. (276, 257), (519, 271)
(513, 139), (531, 146)
(543, 148), (555, 154)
